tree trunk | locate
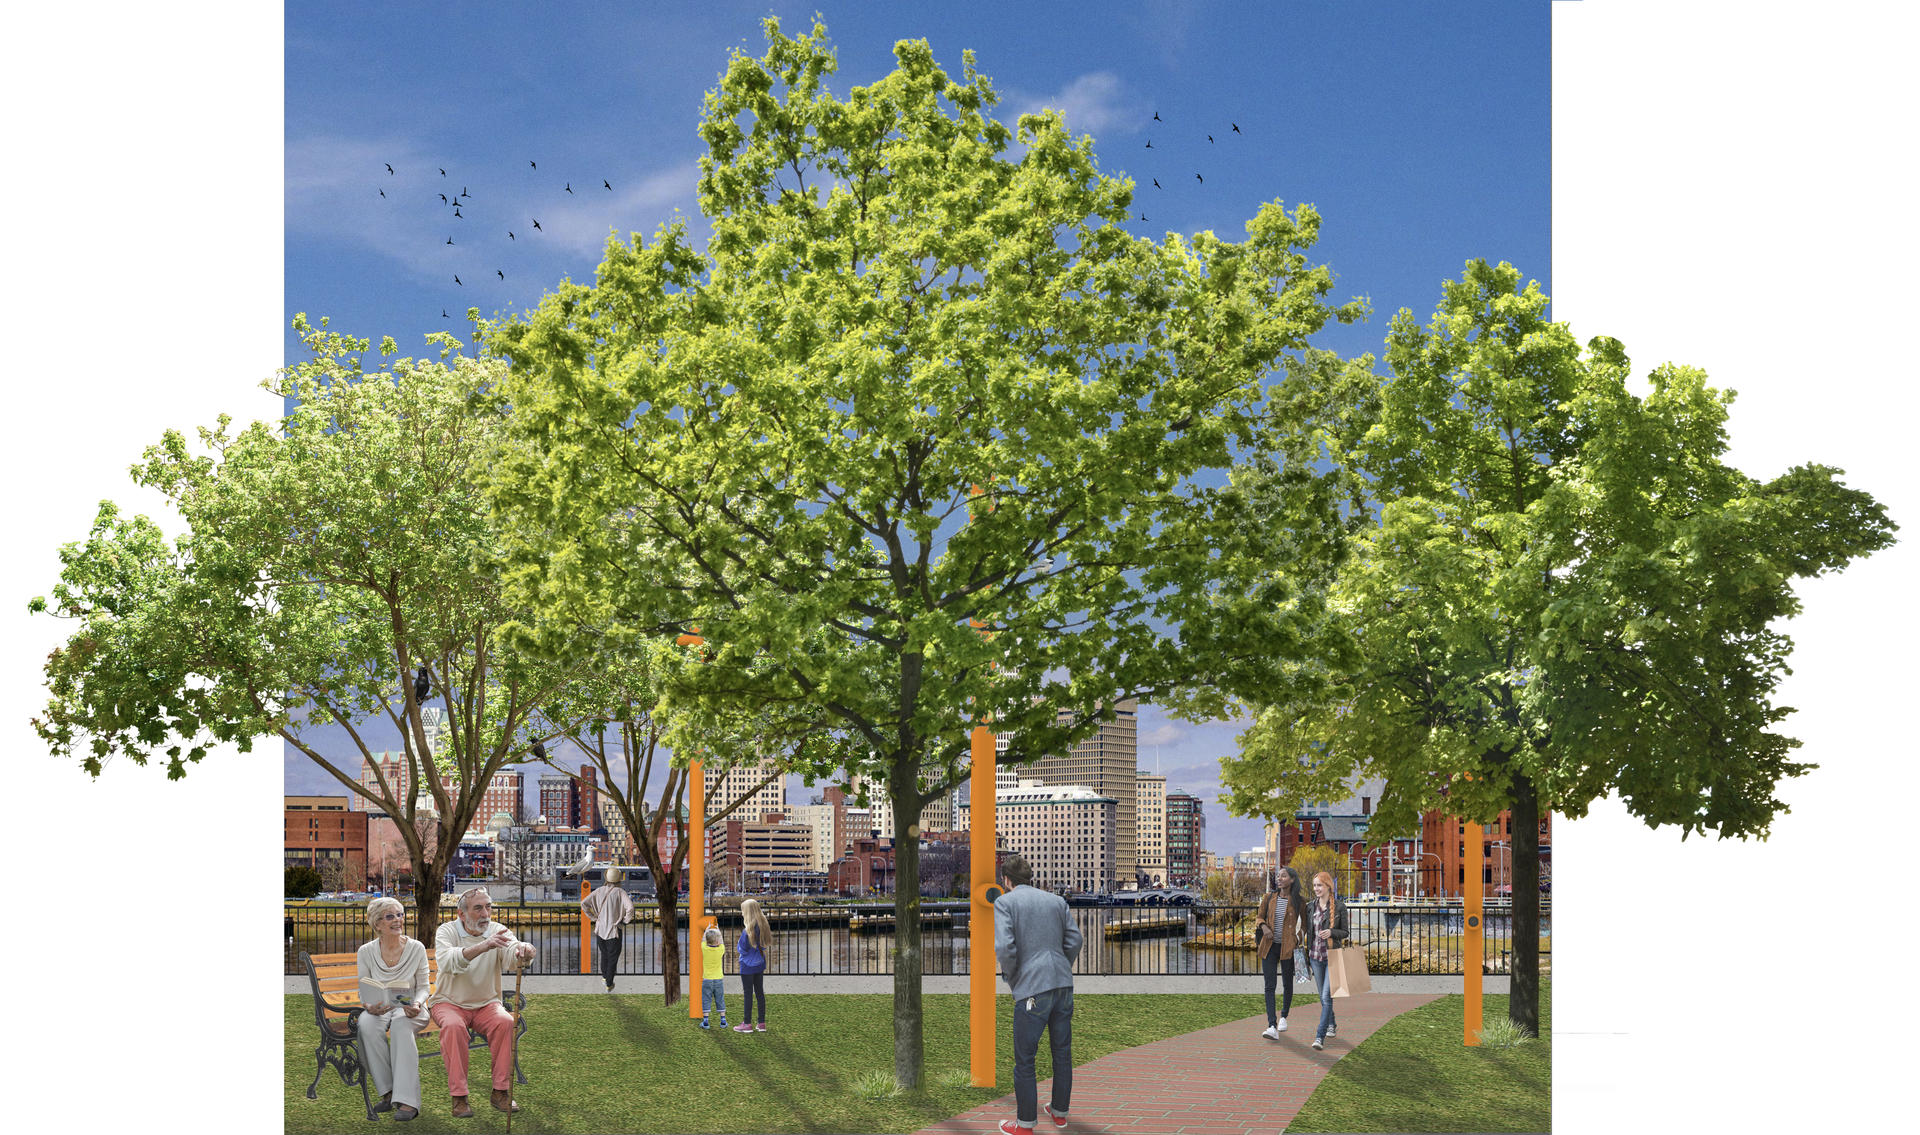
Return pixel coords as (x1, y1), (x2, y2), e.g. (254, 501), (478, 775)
(1509, 773), (1541, 1036)
(412, 857), (445, 946)
(891, 774), (925, 1090)
(657, 889), (684, 1006)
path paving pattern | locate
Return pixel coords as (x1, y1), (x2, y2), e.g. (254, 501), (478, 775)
(913, 992), (1441, 1135)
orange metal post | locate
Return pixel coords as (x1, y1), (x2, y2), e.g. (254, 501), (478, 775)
(579, 877), (593, 975)
(677, 631), (710, 1017)
(688, 757), (707, 1017)
(1463, 819), (1484, 1045)
(969, 722), (998, 1087)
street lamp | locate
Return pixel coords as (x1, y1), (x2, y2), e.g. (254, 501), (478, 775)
(1489, 840), (1514, 898)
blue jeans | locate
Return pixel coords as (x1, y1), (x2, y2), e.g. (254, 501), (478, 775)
(1310, 957), (1336, 1039)
(701, 978), (725, 1020)
(1012, 987), (1074, 1125)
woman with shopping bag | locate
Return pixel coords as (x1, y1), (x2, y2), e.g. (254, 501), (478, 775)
(1307, 871), (1349, 1051)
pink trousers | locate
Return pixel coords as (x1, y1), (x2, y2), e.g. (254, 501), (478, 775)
(426, 1000), (516, 1096)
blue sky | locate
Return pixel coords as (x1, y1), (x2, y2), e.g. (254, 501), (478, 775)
(282, 1), (1551, 857)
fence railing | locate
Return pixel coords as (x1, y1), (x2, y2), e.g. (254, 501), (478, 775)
(287, 899), (1550, 978)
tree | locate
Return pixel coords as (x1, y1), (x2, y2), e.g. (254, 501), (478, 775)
(524, 641), (842, 1005)
(482, 19), (1363, 1087)
(29, 319), (587, 942)
(285, 863), (322, 898)
(1282, 843), (1351, 896)
(1220, 260), (1896, 1035)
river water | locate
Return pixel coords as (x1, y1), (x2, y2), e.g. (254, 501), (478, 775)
(289, 903), (1547, 977)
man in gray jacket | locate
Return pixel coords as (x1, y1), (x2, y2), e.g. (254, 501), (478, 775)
(993, 854), (1082, 1133)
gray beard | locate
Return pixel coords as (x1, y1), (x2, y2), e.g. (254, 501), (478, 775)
(462, 917), (488, 937)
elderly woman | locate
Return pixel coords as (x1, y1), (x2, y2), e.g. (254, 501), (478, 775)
(357, 897), (430, 1121)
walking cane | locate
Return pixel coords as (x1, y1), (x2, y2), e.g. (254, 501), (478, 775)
(507, 953), (526, 1134)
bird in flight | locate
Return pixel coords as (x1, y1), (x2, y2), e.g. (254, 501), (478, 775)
(385, 163), (394, 175)
(442, 309), (449, 319)
(1232, 123), (1241, 134)
(497, 269), (504, 280)
(529, 160), (536, 169)
(1152, 178), (1161, 189)
(461, 186), (469, 198)
(1195, 174), (1203, 183)
(508, 231), (515, 240)
(532, 218), (543, 231)
(565, 182), (574, 194)
(439, 193), (448, 203)
(1153, 111), (1162, 122)
(453, 207), (463, 218)
(603, 179), (611, 190)
(1145, 139), (1153, 148)
(454, 275), (462, 285)
(446, 236), (453, 245)
(1138, 213), (1147, 221)
(439, 168), (446, 176)
(1207, 134), (1214, 143)
(379, 188), (385, 198)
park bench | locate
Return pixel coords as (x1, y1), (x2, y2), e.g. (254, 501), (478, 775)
(300, 950), (528, 1121)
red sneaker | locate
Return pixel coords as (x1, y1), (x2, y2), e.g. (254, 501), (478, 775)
(1043, 1103), (1069, 1128)
(998, 1122), (1034, 1135)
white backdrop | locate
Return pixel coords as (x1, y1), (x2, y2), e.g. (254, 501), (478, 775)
(2, 2), (1911, 1131)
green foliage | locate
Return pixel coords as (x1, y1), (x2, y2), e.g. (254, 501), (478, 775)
(30, 316), (589, 934)
(1222, 259), (1896, 840)
(485, 12), (1362, 884)
(284, 863), (322, 898)
(482, 21), (1367, 1083)
(1284, 844), (1351, 893)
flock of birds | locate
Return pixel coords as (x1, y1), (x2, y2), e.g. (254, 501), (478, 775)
(1132, 110), (1243, 225)
(377, 157), (615, 320)
(376, 110), (1242, 320)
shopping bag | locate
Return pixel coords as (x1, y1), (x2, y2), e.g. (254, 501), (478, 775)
(1327, 942), (1371, 997)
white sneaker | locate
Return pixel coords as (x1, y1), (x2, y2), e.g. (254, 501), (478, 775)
(1311, 1036), (1324, 1050)
(1261, 1025), (1280, 1040)
(1276, 1017), (1288, 1032)
(1326, 1025), (1336, 1038)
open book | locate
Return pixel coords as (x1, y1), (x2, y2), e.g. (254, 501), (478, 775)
(359, 980), (419, 1010)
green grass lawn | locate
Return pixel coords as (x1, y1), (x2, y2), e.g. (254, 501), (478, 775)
(1286, 982), (1552, 1134)
(286, 993), (1257, 1134)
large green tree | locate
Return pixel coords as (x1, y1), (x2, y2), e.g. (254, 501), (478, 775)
(1220, 260), (1896, 1035)
(482, 19), (1362, 1086)
(30, 319), (589, 940)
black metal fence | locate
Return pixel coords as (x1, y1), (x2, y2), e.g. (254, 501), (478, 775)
(287, 899), (1549, 978)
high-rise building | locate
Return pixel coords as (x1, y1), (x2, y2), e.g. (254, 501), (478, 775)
(994, 779), (1118, 893)
(785, 801), (849, 871)
(857, 779), (959, 840)
(573, 764), (601, 831)
(538, 772), (574, 827)
(460, 769), (525, 836)
(1135, 772), (1167, 888)
(1164, 788), (1205, 887)
(1004, 699), (1138, 885)
(356, 751), (413, 816)
(706, 760), (785, 823)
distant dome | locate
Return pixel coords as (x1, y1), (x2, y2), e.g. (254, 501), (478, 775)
(487, 811), (513, 832)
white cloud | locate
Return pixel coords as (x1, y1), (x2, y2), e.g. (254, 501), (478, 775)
(1007, 71), (1141, 139)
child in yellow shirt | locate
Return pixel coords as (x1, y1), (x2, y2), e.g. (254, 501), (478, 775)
(698, 925), (728, 1030)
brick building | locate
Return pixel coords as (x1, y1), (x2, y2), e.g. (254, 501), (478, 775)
(286, 795), (368, 889)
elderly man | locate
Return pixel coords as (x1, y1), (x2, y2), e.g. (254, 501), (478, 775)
(993, 855), (1083, 1135)
(429, 887), (535, 1118)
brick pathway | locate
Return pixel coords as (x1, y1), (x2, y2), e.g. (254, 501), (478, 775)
(911, 992), (1441, 1135)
